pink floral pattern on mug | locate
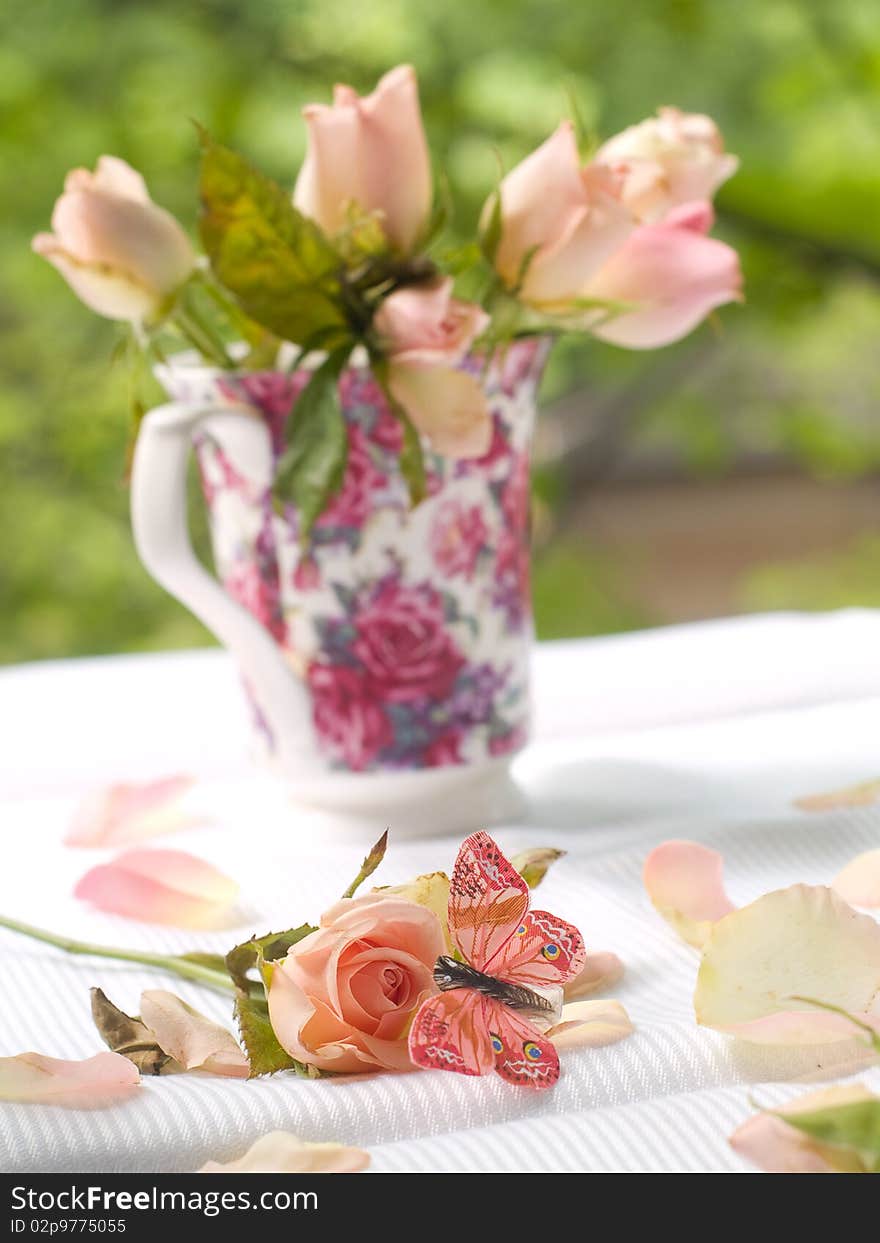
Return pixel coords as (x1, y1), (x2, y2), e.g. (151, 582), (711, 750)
(160, 338), (549, 774)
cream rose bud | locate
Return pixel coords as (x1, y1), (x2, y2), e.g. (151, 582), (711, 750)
(294, 64), (432, 254)
(488, 121), (634, 308)
(595, 107), (738, 223)
(374, 279), (493, 458)
(267, 893), (445, 1074)
(32, 156), (195, 324)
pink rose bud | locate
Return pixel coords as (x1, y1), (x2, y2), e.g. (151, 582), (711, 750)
(32, 157), (195, 324)
(583, 201), (743, 349)
(294, 64), (432, 254)
(488, 121), (634, 308)
(374, 278), (492, 458)
(595, 107), (739, 222)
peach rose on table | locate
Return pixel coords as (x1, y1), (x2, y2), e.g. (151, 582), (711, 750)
(595, 107), (738, 223)
(294, 64), (432, 254)
(374, 278), (492, 458)
(32, 156), (195, 324)
(267, 894), (445, 1073)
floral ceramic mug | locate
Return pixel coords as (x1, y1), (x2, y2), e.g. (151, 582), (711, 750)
(130, 338), (547, 835)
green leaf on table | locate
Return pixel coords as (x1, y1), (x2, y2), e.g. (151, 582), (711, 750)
(233, 991), (305, 1078)
(199, 134), (349, 347)
(225, 924), (317, 994)
(90, 987), (171, 1076)
(273, 351), (350, 535)
(225, 924), (318, 1078)
(777, 1100), (880, 1169)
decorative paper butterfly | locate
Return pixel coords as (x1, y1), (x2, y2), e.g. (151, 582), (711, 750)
(408, 830), (586, 1089)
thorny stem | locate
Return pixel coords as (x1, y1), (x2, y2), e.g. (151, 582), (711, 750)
(0, 914), (236, 996)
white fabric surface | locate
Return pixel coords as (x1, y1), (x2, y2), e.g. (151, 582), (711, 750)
(1, 608), (880, 1173)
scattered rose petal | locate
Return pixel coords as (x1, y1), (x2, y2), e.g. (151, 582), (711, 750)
(74, 849), (238, 927)
(833, 849), (880, 909)
(139, 990), (248, 1078)
(199, 1132), (369, 1173)
(643, 839), (736, 947)
(509, 847), (565, 889)
(795, 778), (880, 813)
(695, 885), (880, 1044)
(563, 951), (625, 1000)
(0, 1051), (139, 1108)
(66, 776), (196, 847)
(731, 1084), (879, 1173)
(547, 999), (634, 1050)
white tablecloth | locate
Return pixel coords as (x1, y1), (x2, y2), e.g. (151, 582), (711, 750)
(2, 610), (880, 1173)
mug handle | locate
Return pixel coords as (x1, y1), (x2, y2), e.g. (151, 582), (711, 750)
(129, 401), (316, 775)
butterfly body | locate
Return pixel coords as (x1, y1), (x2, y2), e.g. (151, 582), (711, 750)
(433, 954), (554, 1020)
(409, 831), (586, 1090)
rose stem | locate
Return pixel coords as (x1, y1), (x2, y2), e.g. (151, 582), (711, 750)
(0, 914), (236, 995)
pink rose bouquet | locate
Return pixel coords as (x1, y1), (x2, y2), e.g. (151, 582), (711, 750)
(33, 65), (742, 531)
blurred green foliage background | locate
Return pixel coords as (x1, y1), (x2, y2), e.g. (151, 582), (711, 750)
(3, 0), (880, 662)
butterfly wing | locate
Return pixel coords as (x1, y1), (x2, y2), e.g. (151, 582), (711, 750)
(448, 831), (529, 972)
(408, 988), (494, 1077)
(490, 908), (587, 988)
(485, 999), (560, 1090)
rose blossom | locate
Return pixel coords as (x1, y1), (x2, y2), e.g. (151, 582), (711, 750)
(294, 64), (432, 254)
(33, 156), (195, 324)
(595, 107), (738, 223)
(583, 201), (743, 349)
(429, 500), (488, 580)
(352, 580), (465, 704)
(308, 663), (392, 771)
(374, 278), (492, 459)
(268, 893), (445, 1073)
(488, 121), (633, 308)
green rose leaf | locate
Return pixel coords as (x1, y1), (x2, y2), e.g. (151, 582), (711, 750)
(479, 188), (503, 265)
(199, 135), (349, 347)
(273, 350), (350, 535)
(371, 361), (426, 507)
(225, 924), (316, 994)
(225, 924), (317, 1078)
(778, 1100), (880, 1168)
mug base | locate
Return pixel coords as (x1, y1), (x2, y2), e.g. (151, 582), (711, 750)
(282, 757), (526, 841)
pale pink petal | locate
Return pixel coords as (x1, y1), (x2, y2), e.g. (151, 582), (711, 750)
(586, 209), (743, 348)
(74, 849), (238, 928)
(547, 999), (634, 1050)
(832, 850), (880, 909)
(199, 1132), (369, 1173)
(0, 1051), (139, 1108)
(643, 839), (736, 947)
(564, 951), (625, 1000)
(731, 1083), (877, 1173)
(388, 363), (492, 458)
(695, 884), (880, 1043)
(795, 778), (880, 812)
(139, 991), (249, 1078)
(65, 775), (196, 848)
